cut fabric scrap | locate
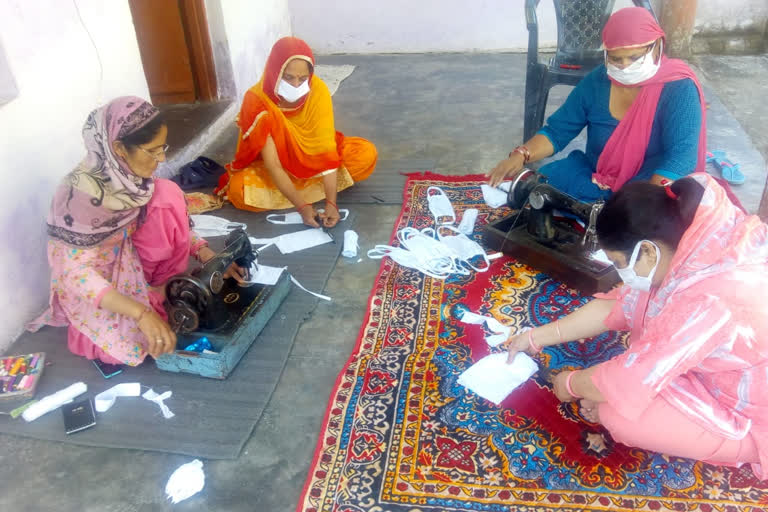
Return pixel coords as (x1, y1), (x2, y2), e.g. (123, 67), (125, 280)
(247, 263), (286, 285)
(165, 459), (205, 504)
(291, 275), (331, 301)
(275, 228), (333, 254)
(458, 353), (538, 405)
(455, 309), (511, 347)
(143, 388), (175, 419)
(267, 208), (349, 225)
(94, 382), (141, 413)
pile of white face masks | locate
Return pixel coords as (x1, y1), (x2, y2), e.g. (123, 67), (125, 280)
(367, 187), (492, 279)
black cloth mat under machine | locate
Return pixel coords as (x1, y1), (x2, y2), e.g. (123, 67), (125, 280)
(0, 206), (355, 459)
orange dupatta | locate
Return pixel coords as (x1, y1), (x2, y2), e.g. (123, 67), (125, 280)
(229, 74), (341, 179)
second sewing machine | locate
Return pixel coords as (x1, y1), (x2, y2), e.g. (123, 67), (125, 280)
(484, 170), (619, 294)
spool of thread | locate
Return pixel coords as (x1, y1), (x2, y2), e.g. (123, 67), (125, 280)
(22, 382), (87, 422)
(342, 230), (359, 258)
(458, 208), (479, 235)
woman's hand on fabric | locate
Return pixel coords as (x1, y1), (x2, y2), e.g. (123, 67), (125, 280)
(299, 204), (320, 228)
(487, 153), (525, 188)
(323, 203), (341, 228)
(504, 331), (532, 363)
(223, 262), (248, 283)
(137, 310), (177, 359)
(552, 371), (578, 402)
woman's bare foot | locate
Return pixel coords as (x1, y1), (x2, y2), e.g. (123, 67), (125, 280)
(580, 399), (601, 424)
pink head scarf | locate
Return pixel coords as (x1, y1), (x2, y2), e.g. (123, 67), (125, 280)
(47, 97), (159, 247)
(593, 7), (707, 192)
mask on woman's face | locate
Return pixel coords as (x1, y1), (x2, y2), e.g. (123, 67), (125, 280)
(278, 78), (310, 103)
(606, 41), (661, 86)
(614, 240), (660, 292)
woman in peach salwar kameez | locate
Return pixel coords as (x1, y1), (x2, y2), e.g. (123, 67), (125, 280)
(505, 174), (768, 478)
(29, 97), (241, 365)
(216, 37), (377, 228)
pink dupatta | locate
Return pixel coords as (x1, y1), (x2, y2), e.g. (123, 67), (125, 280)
(594, 7), (707, 191)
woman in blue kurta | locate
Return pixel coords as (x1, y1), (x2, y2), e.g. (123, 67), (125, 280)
(487, 8), (705, 202)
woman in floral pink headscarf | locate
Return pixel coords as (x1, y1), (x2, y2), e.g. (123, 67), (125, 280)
(30, 97), (243, 365)
(506, 173), (768, 478)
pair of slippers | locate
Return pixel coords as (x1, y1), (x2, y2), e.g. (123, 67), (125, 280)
(706, 150), (745, 185)
(170, 156), (226, 191)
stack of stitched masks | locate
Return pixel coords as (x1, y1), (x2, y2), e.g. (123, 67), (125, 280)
(368, 187), (490, 279)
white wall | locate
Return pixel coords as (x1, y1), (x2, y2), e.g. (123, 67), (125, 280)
(694, 0), (768, 34)
(289, 0), (766, 54)
(288, 0), (642, 54)
(219, 0), (292, 98)
(0, 0), (150, 352)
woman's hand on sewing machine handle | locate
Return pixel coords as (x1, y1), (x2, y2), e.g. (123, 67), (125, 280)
(487, 153), (525, 188)
(504, 331), (533, 364)
(223, 262), (248, 284)
(137, 309), (177, 359)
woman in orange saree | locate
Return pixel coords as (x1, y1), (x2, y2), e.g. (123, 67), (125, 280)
(216, 37), (377, 228)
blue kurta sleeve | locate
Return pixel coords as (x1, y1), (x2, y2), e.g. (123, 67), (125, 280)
(536, 70), (599, 153)
(636, 78), (702, 181)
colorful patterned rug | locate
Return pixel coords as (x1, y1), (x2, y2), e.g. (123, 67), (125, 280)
(298, 174), (768, 512)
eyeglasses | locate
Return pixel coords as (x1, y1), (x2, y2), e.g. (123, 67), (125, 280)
(605, 44), (654, 66)
(139, 143), (170, 160)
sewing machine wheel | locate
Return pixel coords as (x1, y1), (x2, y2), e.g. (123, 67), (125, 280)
(209, 271), (224, 294)
(167, 304), (199, 333)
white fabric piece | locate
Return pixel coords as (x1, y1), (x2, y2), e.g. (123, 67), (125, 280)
(275, 228), (333, 254)
(481, 184), (508, 208)
(22, 382), (87, 422)
(94, 382), (141, 413)
(427, 186), (456, 225)
(290, 275), (331, 301)
(249, 236), (277, 246)
(266, 209), (349, 225)
(457, 208), (478, 235)
(165, 459), (205, 504)
(190, 215), (247, 238)
(247, 263), (286, 285)
(142, 388), (175, 419)
(458, 353), (538, 405)
(498, 181), (512, 193)
(436, 225), (490, 272)
(456, 310), (512, 347)
(342, 230), (359, 258)
(368, 227), (468, 280)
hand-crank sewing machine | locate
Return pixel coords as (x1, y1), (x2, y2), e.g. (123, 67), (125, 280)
(483, 170), (619, 294)
(155, 228), (291, 379)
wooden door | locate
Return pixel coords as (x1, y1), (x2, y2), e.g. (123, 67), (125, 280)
(129, 0), (217, 105)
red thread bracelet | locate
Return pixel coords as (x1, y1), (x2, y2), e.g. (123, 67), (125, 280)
(565, 371), (581, 399)
(325, 199), (339, 211)
(297, 203), (312, 212)
(528, 329), (542, 354)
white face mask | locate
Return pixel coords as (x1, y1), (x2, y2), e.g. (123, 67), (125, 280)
(436, 225), (490, 272)
(190, 214), (247, 237)
(606, 41), (662, 86)
(277, 78), (310, 103)
(614, 240), (660, 292)
(427, 186), (456, 225)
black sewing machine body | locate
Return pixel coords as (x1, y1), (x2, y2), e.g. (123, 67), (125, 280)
(484, 170), (620, 294)
(155, 229), (291, 379)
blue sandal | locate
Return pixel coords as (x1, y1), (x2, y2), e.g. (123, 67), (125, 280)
(706, 150), (745, 185)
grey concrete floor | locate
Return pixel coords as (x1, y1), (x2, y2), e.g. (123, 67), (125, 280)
(1, 53), (766, 512)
